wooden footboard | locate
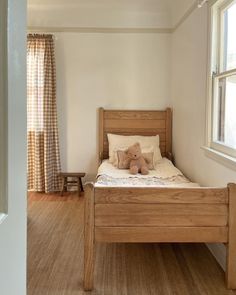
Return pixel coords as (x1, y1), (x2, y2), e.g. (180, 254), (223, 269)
(84, 183), (236, 290)
(95, 187), (228, 243)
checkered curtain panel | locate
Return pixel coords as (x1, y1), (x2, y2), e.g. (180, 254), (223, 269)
(27, 34), (61, 192)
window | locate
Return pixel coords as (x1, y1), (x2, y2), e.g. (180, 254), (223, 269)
(207, 0), (236, 161)
(27, 42), (45, 132)
(27, 34), (61, 193)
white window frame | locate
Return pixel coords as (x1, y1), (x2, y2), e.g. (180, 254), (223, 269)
(205, 0), (236, 168)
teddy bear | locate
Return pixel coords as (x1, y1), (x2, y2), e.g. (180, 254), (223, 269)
(125, 142), (149, 175)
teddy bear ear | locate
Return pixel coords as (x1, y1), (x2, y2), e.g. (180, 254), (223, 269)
(134, 142), (140, 147)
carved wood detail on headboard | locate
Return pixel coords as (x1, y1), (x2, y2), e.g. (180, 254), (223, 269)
(99, 108), (172, 161)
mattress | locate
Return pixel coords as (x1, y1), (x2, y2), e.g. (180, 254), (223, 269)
(95, 158), (199, 188)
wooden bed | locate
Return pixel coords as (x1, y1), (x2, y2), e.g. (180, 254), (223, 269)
(84, 108), (236, 291)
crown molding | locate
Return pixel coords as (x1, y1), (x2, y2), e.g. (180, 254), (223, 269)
(28, 1), (203, 34)
(172, 1), (198, 32)
(28, 26), (173, 34)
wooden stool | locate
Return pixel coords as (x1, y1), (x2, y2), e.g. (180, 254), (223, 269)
(59, 172), (86, 196)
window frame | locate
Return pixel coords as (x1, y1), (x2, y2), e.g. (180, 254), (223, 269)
(206, 0), (236, 165)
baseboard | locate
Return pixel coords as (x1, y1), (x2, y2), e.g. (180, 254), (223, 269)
(206, 243), (226, 271)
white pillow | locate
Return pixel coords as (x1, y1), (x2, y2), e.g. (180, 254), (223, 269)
(107, 134), (162, 165)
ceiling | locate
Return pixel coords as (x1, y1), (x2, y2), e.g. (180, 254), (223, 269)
(28, 0), (171, 11)
(27, 0), (196, 28)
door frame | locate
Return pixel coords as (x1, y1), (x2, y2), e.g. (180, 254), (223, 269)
(0, 0), (27, 294)
(0, 0), (8, 221)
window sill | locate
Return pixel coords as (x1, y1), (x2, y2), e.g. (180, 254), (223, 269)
(202, 146), (236, 171)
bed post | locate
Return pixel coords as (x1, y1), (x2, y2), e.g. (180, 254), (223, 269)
(99, 107), (104, 165)
(226, 183), (236, 289)
(166, 108), (173, 161)
(84, 183), (95, 291)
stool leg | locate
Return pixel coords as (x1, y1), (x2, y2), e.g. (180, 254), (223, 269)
(60, 177), (65, 196)
(64, 177), (68, 194)
(77, 177), (80, 197)
(79, 177), (84, 193)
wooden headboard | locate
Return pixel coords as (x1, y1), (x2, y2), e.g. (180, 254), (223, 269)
(99, 108), (172, 161)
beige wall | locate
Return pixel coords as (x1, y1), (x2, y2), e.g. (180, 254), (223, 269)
(55, 32), (171, 178)
(171, 5), (236, 269)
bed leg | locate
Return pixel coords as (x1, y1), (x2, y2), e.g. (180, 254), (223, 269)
(226, 183), (236, 289)
(84, 183), (95, 291)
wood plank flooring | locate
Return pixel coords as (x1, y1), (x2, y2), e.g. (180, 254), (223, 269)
(27, 192), (236, 295)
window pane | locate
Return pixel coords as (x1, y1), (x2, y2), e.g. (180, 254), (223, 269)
(27, 47), (45, 132)
(223, 1), (236, 71)
(215, 74), (236, 148)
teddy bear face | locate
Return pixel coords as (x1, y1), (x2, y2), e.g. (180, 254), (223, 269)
(126, 142), (142, 160)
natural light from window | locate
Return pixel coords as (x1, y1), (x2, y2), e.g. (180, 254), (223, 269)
(224, 2), (236, 71)
(27, 51), (45, 132)
(221, 75), (236, 148)
(212, 0), (236, 155)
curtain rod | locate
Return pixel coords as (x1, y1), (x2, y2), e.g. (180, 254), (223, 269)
(28, 33), (54, 38)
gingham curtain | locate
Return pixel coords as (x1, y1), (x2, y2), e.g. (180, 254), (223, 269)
(27, 34), (61, 193)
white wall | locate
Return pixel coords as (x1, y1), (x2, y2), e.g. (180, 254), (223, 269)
(0, 0), (27, 294)
(171, 5), (236, 269)
(55, 33), (171, 178)
(28, 1), (172, 179)
(28, 3), (172, 179)
(169, 0), (195, 27)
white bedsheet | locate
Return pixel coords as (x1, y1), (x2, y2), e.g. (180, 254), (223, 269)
(95, 158), (199, 188)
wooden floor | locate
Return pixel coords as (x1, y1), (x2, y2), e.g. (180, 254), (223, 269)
(28, 192), (236, 295)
